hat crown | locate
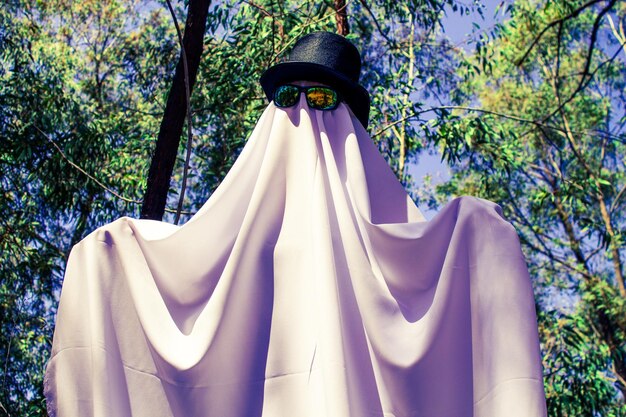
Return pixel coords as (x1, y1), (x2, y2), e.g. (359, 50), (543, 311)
(286, 32), (362, 83)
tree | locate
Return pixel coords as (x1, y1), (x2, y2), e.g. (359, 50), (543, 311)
(0, 0), (490, 414)
(140, 0), (212, 222)
(428, 0), (626, 414)
(161, 0), (469, 219)
(1, 0), (176, 414)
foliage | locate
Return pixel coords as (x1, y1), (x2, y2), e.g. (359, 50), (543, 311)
(0, 0), (471, 414)
(175, 0), (470, 214)
(427, 0), (626, 414)
(7, 0), (625, 415)
(0, 0), (174, 414)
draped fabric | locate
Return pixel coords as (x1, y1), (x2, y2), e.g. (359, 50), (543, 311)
(45, 99), (547, 417)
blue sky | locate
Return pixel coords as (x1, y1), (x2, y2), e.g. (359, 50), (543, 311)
(410, 0), (510, 218)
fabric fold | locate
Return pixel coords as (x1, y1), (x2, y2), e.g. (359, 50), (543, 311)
(45, 102), (547, 417)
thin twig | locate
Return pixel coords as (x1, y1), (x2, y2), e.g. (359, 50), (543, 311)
(241, 0), (284, 64)
(519, 233), (596, 281)
(374, 105), (558, 137)
(164, 0), (194, 225)
(271, 2), (353, 60)
(241, 0), (273, 17)
(555, 21), (563, 93)
(35, 126), (142, 204)
(503, 183), (555, 260)
(372, 104), (626, 144)
(0, 399), (9, 417)
(610, 183), (626, 213)
(607, 14), (626, 55)
(536, 3), (621, 125)
(516, 41), (626, 140)
(357, 0), (395, 47)
(515, 0), (605, 66)
(2, 335), (11, 417)
(37, 126), (195, 215)
(579, 0), (616, 87)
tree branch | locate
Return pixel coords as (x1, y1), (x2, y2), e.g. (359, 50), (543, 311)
(550, 180), (591, 272)
(140, 0), (211, 221)
(241, 0), (273, 18)
(357, 0), (395, 46)
(607, 14), (626, 55)
(36, 126), (194, 215)
(515, 0), (605, 66)
(164, 0), (194, 225)
(540, 18), (624, 126)
(579, 0), (616, 88)
(517, 232), (596, 281)
(334, 0), (350, 36)
(374, 105), (566, 137)
(502, 182), (556, 262)
(35, 125), (141, 204)
(610, 183), (626, 213)
(554, 83), (626, 295)
(555, 21), (563, 93)
(373, 104), (626, 145)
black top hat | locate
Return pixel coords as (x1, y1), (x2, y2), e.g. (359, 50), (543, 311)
(260, 32), (370, 128)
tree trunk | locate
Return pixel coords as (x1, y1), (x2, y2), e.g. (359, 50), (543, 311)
(334, 0), (349, 36)
(141, 0), (211, 220)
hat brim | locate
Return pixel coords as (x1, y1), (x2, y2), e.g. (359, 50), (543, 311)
(260, 61), (370, 128)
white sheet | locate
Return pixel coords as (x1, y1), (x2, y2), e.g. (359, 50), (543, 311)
(45, 100), (547, 417)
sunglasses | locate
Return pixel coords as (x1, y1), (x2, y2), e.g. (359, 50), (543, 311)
(273, 84), (340, 111)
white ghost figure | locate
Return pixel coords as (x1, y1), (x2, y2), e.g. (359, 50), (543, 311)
(45, 96), (547, 417)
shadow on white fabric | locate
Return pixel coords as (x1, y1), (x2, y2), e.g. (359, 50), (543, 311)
(45, 101), (547, 417)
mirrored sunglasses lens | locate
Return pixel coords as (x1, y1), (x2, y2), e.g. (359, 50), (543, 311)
(274, 85), (299, 107)
(306, 87), (338, 110)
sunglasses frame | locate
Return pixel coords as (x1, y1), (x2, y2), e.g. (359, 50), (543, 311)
(273, 84), (341, 111)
